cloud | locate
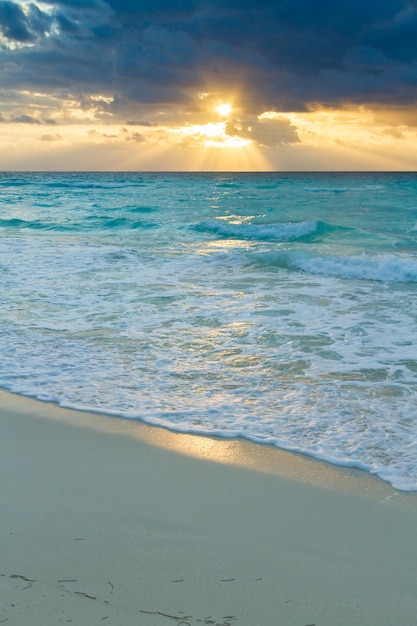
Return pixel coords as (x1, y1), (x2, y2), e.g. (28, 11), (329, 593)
(0, 0), (417, 124)
(40, 132), (63, 141)
(9, 112), (58, 124)
(12, 113), (41, 123)
(0, 1), (57, 45)
(226, 116), (300, 147)
(125, 131), (146, 142)
(126, 120), (157, 126)
(44, 1), (100, 6)
(344, 45), (388, 73)
(0, 1), (38, 42)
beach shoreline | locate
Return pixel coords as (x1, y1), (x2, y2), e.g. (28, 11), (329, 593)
(2, 388), (417, 625)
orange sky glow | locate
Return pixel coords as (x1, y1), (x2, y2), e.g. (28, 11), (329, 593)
(1, 0), (417, 171)
(1, 96), (417, 171)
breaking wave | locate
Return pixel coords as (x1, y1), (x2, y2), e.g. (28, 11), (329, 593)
(194, 219), (333, 242)
(257, 250), (417, 282)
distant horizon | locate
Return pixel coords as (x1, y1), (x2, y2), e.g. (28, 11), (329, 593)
(1, 170), (417, 175)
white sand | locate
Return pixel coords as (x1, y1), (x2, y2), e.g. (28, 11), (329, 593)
(1, 389), (417, 626)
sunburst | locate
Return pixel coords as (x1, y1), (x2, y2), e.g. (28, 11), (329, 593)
(216, 103), (232, 117)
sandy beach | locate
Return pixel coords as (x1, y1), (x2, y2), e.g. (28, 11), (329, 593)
(2, 389), (417, 626)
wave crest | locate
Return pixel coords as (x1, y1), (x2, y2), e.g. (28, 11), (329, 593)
(194, 219), (329, 242)
(259, 250), (417, 282)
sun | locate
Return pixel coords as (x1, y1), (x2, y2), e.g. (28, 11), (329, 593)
(216, 103), (232, 117)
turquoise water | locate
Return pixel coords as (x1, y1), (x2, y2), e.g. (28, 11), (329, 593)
(1, 171), (417, 490)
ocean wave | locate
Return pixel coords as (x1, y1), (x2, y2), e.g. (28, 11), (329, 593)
(42, 181), (148, 190)
(259, 250), (417, 282)
(305, 185), (385, 193)
(2, 171), (417, 492)
(0, 176), (147, 190)
(85, 216), (157, 231)
(0, 217), (73, 231)
(194, 219), (332, 242)
(0, 215), (157, 232)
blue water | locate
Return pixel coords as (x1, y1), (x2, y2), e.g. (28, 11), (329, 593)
(1, 171), (417, 490)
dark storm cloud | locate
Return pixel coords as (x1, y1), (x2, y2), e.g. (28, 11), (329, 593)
(42, 0), (100, 7)
(1, 0), (417, 115)
(0, 0), (52, 42)
(0, 1), (31, 41)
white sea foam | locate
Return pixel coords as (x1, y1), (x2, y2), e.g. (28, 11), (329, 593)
(286, 251), (417, 282)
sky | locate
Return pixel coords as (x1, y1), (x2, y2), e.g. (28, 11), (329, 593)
(1, 0), (417, 170)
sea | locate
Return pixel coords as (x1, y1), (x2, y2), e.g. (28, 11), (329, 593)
(1, 171), (417, 491)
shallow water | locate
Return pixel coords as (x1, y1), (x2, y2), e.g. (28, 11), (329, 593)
(1, 171), (417, 490)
